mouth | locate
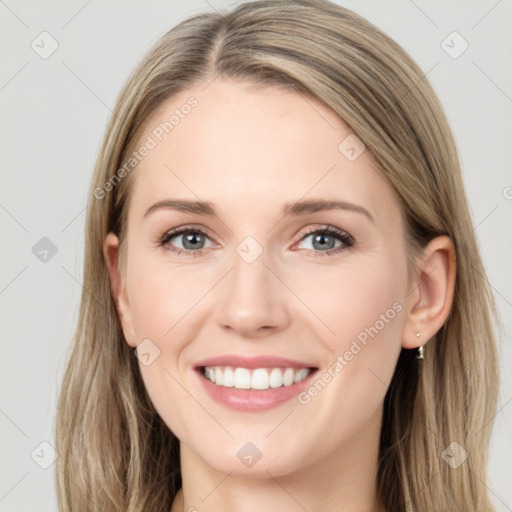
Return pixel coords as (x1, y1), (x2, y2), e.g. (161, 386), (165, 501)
(193, 355), (319, 411)
(197, 365), (316, 390)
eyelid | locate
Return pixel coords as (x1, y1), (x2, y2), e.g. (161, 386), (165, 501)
(288, 225), (355, 255)
(157, 224), (219, 247)
(292, 224), (354, 244)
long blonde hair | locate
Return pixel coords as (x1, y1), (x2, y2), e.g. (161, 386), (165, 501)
(55, 1), (499, 510)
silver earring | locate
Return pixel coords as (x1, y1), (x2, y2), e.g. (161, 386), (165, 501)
(416, 333), (424, 360)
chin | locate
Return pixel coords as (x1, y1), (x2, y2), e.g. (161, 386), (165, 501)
(191, 437), (309, 478)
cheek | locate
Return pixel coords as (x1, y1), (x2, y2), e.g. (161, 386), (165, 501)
(127, 258), (203, 341)
(289, 253), (408, 456)
(332, 264), (405, 353)
(125, 261), (203, 437)
(291, 254), (407, 362)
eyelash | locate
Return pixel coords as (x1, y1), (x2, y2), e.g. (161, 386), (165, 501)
(156, 225), (355, 258)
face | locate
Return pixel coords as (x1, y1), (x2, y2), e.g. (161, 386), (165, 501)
(108, 79), (415, 477)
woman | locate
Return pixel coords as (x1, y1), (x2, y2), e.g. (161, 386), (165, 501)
(55, 1), (499, 510)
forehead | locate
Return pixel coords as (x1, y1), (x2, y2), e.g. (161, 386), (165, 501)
(126, 79), (400, 225)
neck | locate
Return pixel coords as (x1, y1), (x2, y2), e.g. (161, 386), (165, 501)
(171, 408), (385, 512)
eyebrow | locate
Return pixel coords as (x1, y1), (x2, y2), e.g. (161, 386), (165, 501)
(143, 198), (374, 222)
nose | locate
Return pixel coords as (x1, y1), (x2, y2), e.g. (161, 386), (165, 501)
(215, 247), (291, 339)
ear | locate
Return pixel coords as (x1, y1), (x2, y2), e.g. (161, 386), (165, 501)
(402, 235), (457, 349)
(103, 232), (137, 348)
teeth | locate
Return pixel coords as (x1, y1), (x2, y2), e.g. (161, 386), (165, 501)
(203, 366), (312, 390)
(215, 368), (223, 386)
(269, 368), (283, 388)
(283, 368), (294, 386)
(223, 367), (234, 387)
(251, 368), (269, 390)
(294, 368), (310, 383)
(234, 368), (251, 389)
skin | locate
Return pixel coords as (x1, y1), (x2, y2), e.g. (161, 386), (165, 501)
(104, 78), (456, 512)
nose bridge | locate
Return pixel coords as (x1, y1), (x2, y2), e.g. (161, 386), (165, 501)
(214, 235), (290, 336)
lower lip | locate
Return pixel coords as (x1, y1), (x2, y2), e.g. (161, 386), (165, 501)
(195, 368), (317, 412)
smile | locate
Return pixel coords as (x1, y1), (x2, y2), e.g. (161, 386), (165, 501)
(202, 366), (312, 390)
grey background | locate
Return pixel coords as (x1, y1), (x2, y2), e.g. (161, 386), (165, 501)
(1, 0), (511, 510)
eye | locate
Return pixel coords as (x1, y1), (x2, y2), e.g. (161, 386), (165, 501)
(157, 224), (355, 258)
(294, 226), (355, 257)
(157, 226), (215, 257)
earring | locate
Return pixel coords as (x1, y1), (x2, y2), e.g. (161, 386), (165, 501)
(416, 333), (424, 360)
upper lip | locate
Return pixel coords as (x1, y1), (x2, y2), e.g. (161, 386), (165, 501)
(194, 355), (318, 370)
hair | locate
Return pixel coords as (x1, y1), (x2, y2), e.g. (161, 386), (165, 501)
(55, 1), (500, 510)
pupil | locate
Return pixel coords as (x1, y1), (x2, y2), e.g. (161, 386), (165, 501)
(313, 234), (334, 250)
(184, 232), (203, 249)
